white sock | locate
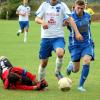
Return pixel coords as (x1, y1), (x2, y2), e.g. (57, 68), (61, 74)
(18, 29), (22, 33)
(55, 57), (63, 75)
(24, 31), (28, 42)
(38, 65), (46, 81)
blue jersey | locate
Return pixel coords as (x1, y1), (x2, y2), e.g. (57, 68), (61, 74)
(68, 11), (93, 47)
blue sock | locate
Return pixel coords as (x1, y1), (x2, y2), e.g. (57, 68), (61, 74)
(79, 64), (89, 87)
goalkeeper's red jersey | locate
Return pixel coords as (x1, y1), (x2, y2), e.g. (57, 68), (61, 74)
(1, 66), (37, 90)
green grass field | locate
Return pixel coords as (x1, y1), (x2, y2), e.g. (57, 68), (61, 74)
(0, 20), (100, 100)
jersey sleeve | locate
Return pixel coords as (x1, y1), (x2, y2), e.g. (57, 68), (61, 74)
(4, 78), (9, 89)
(35, 2), (45, 18)
(89, 8), (95, 15)
(61, 2), (71, 21)
(11, 67), (24, 74)
(12, 67), (36, 82)
(28, 6), (31, 14)
(15, 84), (36, 90)
(62, 2), (71, 15)
(26, 71), (36, 82)
(16, 5), (21, 12)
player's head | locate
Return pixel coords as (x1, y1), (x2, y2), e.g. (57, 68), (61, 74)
(74, 0), (85, 16)
(85, 2), (88, 8)
(8, 72), (20, 84)
(49, 0), (60, 5)
(22, 0), (29, 5)
(0, 56), (13, 77)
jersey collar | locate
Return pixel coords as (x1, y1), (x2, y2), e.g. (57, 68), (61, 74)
(47, 0), (61, 6)
(74, 10), (85, 18)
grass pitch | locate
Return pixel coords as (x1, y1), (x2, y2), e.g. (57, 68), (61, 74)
(0, 20), (100, 100)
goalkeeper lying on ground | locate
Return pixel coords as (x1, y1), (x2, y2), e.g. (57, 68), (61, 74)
(0, 56), (48, 90)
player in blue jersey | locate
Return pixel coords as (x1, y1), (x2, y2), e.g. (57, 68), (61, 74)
(65, 0), (95, 92)
(35, 0), (83, 85)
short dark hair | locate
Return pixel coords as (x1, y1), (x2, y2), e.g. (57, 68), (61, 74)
(75, 0), (85, 6)
(8, 72), (20, 84)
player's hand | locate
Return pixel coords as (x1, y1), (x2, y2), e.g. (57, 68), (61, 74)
(36, 82), (46, 90)
(63, 20), (69, 26)
(75, 33), (83, 41)
(36, 82), (41, 90)
(36, 79), (48, 90)
(22, 13), (26, 16)
(20, 12), (26, 16)
(42, 22), (48, 29)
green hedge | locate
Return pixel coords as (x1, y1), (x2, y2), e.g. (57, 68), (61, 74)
(0, 0), (100, 20)
(0, 0), (42, 19)
(0, 2), (20, 19)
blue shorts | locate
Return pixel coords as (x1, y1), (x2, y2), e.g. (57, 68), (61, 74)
(39, 38), (65, 59)
(19, 21), (29, 30)
(69, 44), (95, 62)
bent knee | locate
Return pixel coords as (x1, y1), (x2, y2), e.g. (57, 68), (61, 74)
(56, 48), (64, 58)
(41, 60), (48, 67)
(83, 58), (91, 65)
(83, 55), (91, 64)
(73, 68), (79, 73)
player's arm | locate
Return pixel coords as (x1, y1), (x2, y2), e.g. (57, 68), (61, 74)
(11, 67), (24, 74)
(35, 17), (48, 29)
(16, 6), (26, 16)
(16, 11), (26, 16)
(90, 8), (95, 15)
(26, 71), (36, 82)
(15, 82), (45, 90)
(67, 17), (83, 41)
(4, 78), (9, 89)
(15, 84), (38, 90)
(62, 2), (83, 41)
(28, 7), (31, 16)
(35, 2), (48, 29)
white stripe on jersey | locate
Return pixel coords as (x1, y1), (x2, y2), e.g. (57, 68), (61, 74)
(36, 2), (71, 38)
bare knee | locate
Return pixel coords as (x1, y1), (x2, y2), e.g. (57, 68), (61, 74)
(83, 55), (91, 65)
(73, 67), (80, 73)
(56, 48), (64, 58)
(40, 59), (48, 68)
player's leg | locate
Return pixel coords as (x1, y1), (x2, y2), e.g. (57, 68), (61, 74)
(17, 29), (22, 36)
(24, 21), (29, 42)
(17, 21), (24, 36)
(67, 61), (80, 75)
(38, 38), (52, 87)
(55, 48), (64, 80)
(78, 55), (91, 92)
(66, 46), (81, 75)
(38, 59), (48, 81)
(78, 45), (94, 92)
(53, 38), (65, 80)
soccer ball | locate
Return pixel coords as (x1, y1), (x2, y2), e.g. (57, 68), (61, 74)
(58, 77), (72, 92)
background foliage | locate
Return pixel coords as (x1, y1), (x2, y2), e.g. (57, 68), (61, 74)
(0, 0), (100, 20)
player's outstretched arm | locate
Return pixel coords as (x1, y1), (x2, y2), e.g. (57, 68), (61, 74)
(68, 17), (83, 41)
